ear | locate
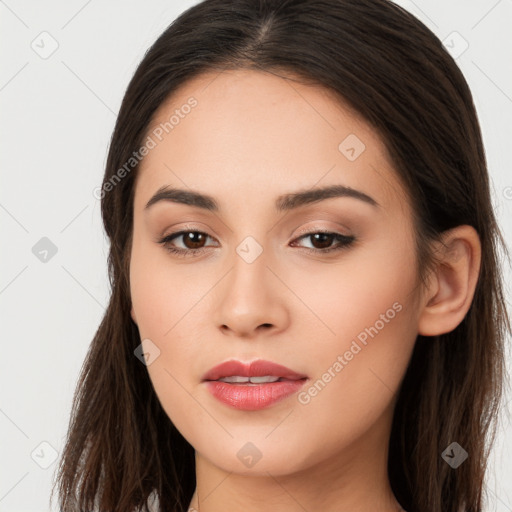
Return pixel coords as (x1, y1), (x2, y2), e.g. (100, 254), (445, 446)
(418, 225), (481, 336)
(130, 305), (138, 325)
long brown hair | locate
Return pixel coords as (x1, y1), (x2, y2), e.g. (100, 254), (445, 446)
(51, 1), (510, 510)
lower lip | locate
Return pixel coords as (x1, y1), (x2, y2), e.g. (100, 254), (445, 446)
(205, 379), (307, 410)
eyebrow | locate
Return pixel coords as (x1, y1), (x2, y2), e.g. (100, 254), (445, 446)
(144, 184), (379, 212)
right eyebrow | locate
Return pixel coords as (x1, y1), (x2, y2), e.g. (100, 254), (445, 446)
(275, 184), (379, 210)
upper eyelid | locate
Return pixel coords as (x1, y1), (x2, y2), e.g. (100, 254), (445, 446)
(293, 225), (352, 237)
(164, 219), (351, 235)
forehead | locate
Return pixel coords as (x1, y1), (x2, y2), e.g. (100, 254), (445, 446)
(134, 69), (409, 215)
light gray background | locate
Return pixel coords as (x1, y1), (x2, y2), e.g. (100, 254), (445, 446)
(1, 1), (511, 510)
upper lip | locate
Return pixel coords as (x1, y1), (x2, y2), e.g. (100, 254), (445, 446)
(202, 359), (307, 381)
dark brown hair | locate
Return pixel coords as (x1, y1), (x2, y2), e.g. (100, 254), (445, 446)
(51, 1), (510, 511)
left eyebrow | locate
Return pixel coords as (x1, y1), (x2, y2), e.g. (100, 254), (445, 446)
(275, 184), (379, 210)
(144, 184), (379, 212)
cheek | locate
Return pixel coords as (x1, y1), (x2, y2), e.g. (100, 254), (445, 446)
(285, 227), (418, 350)
(130, 253), (205, 445)
(292, 297), (416, 458)
(284, 234), (419, 428)
(129, 236), (210, 421)
(129, 232), (198, 339)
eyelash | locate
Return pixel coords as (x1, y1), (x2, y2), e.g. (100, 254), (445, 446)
(157, 228), (355, 258)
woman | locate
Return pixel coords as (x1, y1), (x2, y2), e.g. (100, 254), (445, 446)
(51, 0), (510, 511)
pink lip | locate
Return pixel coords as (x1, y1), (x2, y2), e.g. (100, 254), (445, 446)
(202, 359), (308, 411)
(202, 359), (307, 381)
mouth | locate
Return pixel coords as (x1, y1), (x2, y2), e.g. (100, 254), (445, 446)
(202, 359), (307, 381)
(202, 359), (308, 410)
(215, 375), (295, 384)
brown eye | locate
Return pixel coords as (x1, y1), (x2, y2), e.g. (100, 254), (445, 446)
(179, 231), (208, 249)
(308, 233), (336, 250)
(158, 230), (217, 257)
(291, 230), (355, 254)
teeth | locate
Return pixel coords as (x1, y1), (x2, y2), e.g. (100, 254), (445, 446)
(249, 376), (280, 383)
(218, 375), (281, 384)
(219, 376), (250, 383)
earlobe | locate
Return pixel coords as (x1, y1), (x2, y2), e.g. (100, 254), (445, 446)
(418, 225), (481, 336)
(131, 306), (137, 325)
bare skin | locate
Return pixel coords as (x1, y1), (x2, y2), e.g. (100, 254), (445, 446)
(128, 69), (481, 512)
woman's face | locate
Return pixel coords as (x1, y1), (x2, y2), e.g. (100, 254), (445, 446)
(129, 69), (424, 476)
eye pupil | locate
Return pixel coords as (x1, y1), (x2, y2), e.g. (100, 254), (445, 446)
(184, 232), (206, 249)
(311, 233), (334, 249)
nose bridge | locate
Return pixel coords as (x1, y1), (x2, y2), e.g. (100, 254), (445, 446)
(213, 232), (288, 336)
(228, 234), (271, 307)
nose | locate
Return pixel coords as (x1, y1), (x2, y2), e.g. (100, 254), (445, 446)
(213, 246), (290, 338)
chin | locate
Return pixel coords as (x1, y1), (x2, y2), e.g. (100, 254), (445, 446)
(194, 436), (318, 477)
